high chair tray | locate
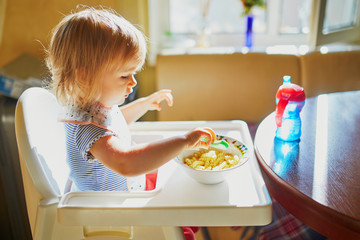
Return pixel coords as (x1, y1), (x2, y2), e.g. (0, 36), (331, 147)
(58, 120), (272, 226)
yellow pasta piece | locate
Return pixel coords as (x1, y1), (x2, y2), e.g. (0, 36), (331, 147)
(196, 165), (205, 170)
(191, 160), (204, 169)
(184, 158), (193, 166)
(213, 161), (227, 170)
(183, 149), (240, 171)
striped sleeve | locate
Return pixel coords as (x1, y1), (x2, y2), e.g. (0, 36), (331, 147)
(75, 124), (115, 162)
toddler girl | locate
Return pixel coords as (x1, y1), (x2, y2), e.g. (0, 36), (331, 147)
(46, 6), (212, 239)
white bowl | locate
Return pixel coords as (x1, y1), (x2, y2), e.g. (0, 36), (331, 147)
(175, 135), (249, 184)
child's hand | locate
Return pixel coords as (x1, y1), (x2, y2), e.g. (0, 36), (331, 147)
(145, 89), (173, 111)
(185, 128), (215, 150)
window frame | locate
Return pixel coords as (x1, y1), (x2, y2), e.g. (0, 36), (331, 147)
(309, 0), (360, 48)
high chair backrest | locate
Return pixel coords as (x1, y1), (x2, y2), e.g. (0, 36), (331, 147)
(15, 87), (69, 200)
(15, 87), (186, 240)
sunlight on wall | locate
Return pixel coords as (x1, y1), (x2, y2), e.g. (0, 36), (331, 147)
(0, 0), (157, 120)
(0, 0), (147, 68)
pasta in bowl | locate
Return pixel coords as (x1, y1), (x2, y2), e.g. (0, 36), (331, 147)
(176, 135), (249, 184)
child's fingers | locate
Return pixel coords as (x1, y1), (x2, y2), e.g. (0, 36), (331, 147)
(156, 90), (173, 107)
(165, 92), (173, 106)
(150, 90), (173, 109)
(198, 131), (212, 148)
(203, 127), (216, 143)
(157, 89), (172, 94)
(194, 128), (215, 148)
(197, 138), (211, 148)
(185, 128), (213, 149)
(154, 103), (161, 110)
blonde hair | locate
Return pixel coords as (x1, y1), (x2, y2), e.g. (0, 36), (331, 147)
(46, 6), (147, 108)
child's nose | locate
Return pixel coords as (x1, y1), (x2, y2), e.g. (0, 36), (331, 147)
(129, 75), (137, 87)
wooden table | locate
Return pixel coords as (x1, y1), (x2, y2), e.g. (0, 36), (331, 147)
(254, 91), (360, 239)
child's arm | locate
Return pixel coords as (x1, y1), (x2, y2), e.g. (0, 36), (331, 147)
(90, 128), (213, 177)
(120, 89), (173, 124)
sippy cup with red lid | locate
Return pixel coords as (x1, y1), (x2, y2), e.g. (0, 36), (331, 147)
(275, 75), (305, 141)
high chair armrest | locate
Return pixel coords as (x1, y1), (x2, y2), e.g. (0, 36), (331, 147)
(58, 165), (169, 226)
(57, 190), (164, 226)
(39, 197), (60, 206)
(57, 189), (271, 227)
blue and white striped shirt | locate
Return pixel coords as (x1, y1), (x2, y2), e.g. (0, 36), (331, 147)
(60, 103), (144, 191)
(64, 122), (128, 191)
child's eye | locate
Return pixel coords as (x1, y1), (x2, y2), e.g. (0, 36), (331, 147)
(120, 74), (135, 80)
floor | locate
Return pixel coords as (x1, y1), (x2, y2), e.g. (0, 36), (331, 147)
(195, 227), (252, 240)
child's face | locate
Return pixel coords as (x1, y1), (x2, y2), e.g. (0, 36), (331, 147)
(98, 60), (138, 107)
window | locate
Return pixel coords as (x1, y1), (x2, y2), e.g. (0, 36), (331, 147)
(148, 0), (360, 63)
(323, 0), (358, 33)
(169, 0), (266, 35)
(279, 0), (311, 34)
(310, 0), (360, 47)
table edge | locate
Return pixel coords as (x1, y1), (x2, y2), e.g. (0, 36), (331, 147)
(254, 143), (360, 239)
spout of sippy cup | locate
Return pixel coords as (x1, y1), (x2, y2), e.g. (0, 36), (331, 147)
(275, 76), (305, 127)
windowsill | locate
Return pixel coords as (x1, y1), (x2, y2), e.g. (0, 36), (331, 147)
(159, 42), (360, 56)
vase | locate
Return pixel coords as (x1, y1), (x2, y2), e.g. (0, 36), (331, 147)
(245, 14), (254, 48)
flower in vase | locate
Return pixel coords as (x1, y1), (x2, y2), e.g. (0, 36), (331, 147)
(240, 0), (265, 48)
(240, 0), (265, 16)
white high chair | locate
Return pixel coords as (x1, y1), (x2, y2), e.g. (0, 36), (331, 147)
(15, 87), (185, 240)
